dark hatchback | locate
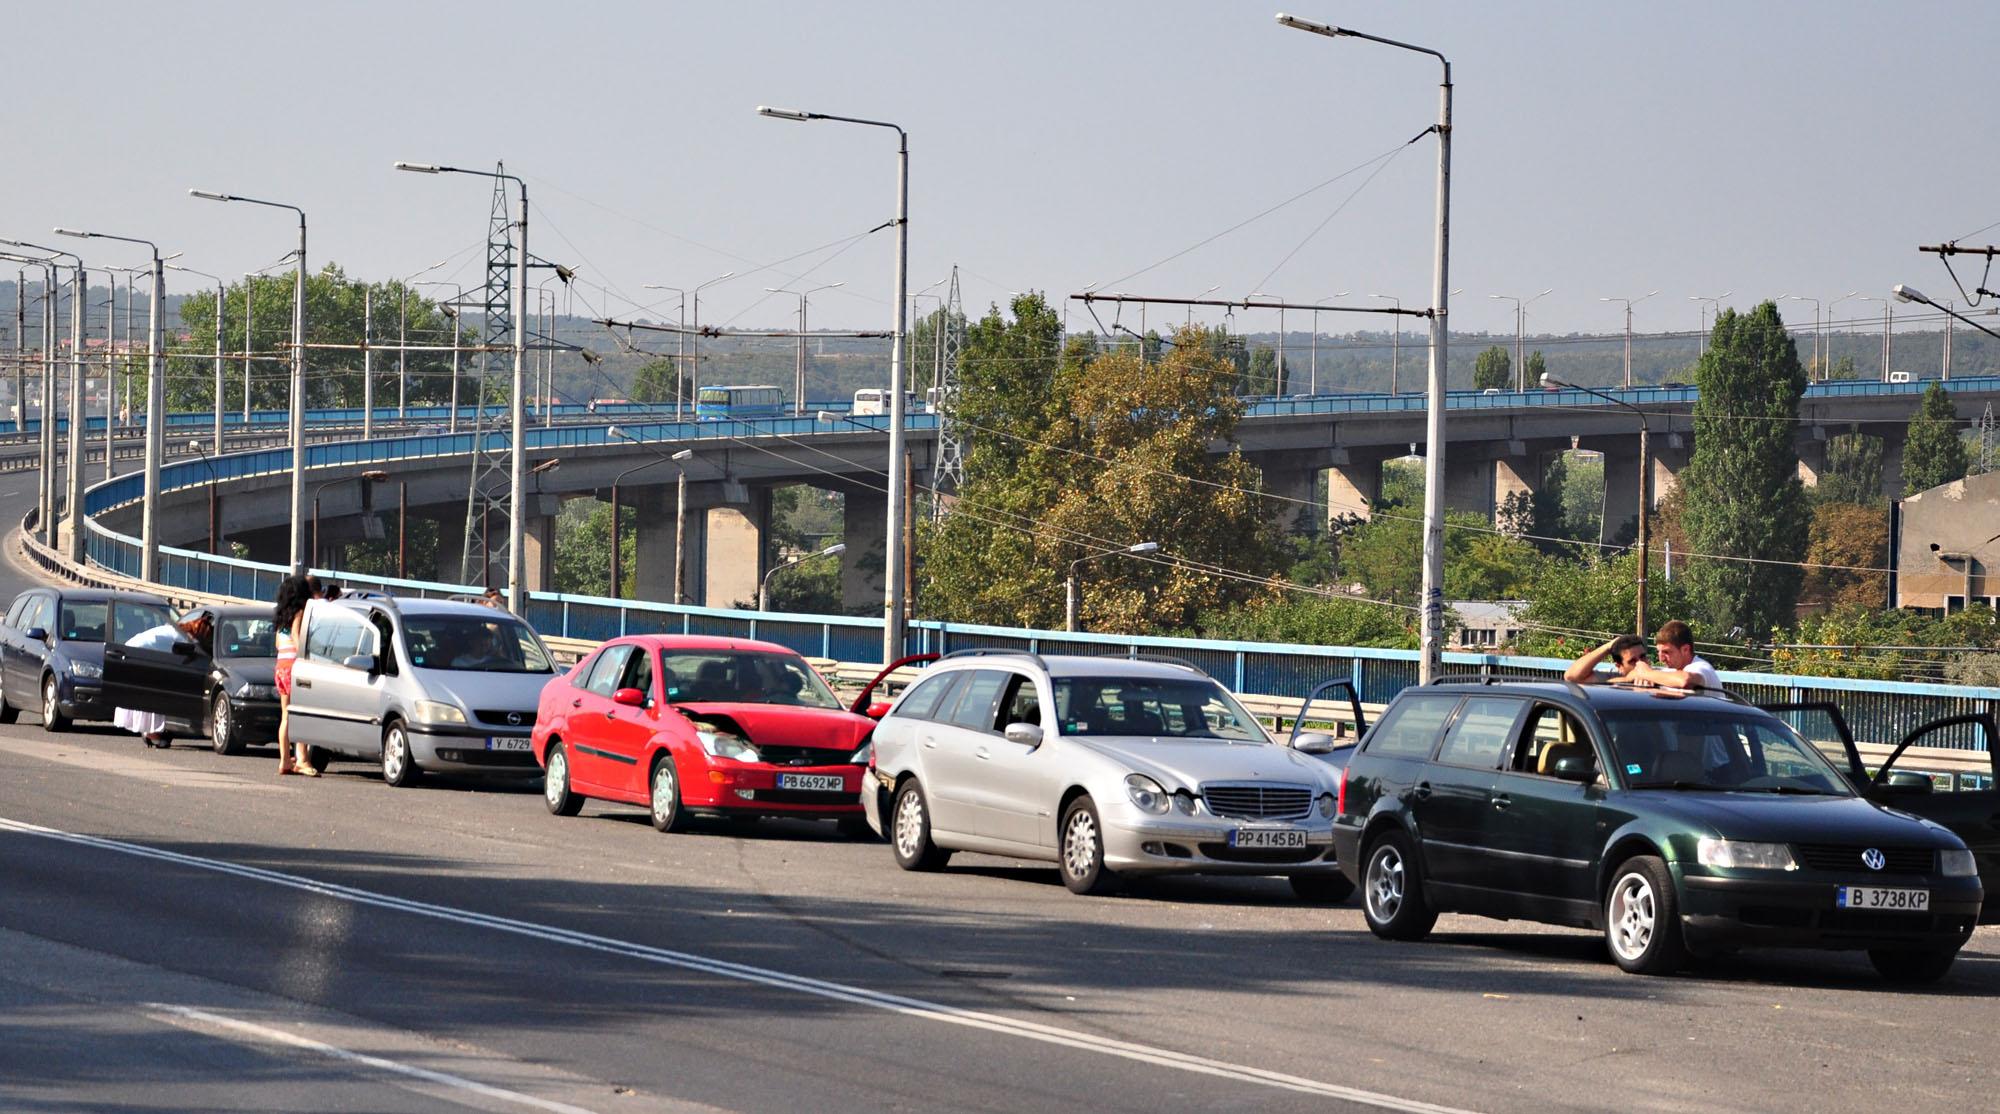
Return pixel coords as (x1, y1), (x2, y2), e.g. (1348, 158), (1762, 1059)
(101, 604), (282, 753)
(0, 589), (174, 730)
(1335, 682), (1984, 981)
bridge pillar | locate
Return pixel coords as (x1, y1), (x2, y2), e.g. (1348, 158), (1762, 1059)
(522, 512), (558, 592)
(1601, 449), (1642, 545)
(1796, 429), (1828, 488)
(1327, 453), (1380, 522)
(842, 490), (888, 612)
(629, 482), (726, 606)
(1878, 426), (1907, 498)
(699, 484), (770, 610)
(1650, 434), (1690, 503)
(1261, 463), (1323, 534)
(1443, 455), (1494, 519)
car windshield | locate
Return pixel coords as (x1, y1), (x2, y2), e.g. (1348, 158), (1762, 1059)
(403, 616), (554, 673)
(1053, 676), (1269, 742)
(1604, 710), (1853, 795)
(659, 651), (841, 708)
(217, 617), (277, 658)
(59, 601), (171, 643)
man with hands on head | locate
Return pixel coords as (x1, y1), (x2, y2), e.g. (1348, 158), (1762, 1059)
(1564, 634), (1650, 684)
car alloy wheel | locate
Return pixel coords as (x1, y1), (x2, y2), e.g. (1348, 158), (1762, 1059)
(1365, 842), (1406, 923)
(544, 743), (582, 816)
(381, 722), (418, 787)
(210, 693), (238, 755)
(1607, 872), (1655, 963)
(1058, 797), (1117, 895)
(1360, 830), (1435, 940)
(41, 675), (67, 732)
(650, 756), (687, 833)
(890, 781), (951, 871)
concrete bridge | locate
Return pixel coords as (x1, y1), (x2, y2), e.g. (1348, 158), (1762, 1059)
(97, 376), (2000, 610)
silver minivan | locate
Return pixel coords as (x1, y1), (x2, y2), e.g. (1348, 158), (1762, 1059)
(288, 597), (557, 786)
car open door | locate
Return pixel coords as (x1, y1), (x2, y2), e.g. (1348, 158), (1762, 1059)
(100, 605), (210, 724)
(1756, 701), (1868, 787)
(849, 652), (939, 717)
(1289, 678), (1368, 769)
(1868, 713), (2000, 923)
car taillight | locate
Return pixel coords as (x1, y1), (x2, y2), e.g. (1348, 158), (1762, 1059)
(1335, 767), (1347, 817)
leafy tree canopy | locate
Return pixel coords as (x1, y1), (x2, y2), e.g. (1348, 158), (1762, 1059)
(1902, 382), (1968, 495)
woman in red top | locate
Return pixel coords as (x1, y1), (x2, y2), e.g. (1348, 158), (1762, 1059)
(272, 575), (315, 776)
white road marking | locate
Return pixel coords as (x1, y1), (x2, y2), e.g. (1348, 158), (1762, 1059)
(145, 1003), (604, 1114)
(0, 816), (1479, 1114)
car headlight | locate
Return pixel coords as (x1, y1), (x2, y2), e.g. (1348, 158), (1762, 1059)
(413, 700), (467, 725)
(698, 729), (760, 763)
(848, 740), (873, 766)
(1317, 793), (1335, 819)
(233, 682), (276, 700)
(69, 660), (102, 679)
(1172, 790), (1197, 815)
(1125, 774), (1170, 815)
(1939, 848), (1978, 877)
(1696, 838), (1797, 872)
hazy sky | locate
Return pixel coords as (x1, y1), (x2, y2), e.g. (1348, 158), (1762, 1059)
(9, 2), (1997, 341)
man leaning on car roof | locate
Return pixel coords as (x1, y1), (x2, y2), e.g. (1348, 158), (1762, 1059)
(1624, 619), (1722, 691)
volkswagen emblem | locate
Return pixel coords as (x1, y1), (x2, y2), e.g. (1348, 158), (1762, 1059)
(1861, 848), (1885, 871)
(507, 712), (524, 726)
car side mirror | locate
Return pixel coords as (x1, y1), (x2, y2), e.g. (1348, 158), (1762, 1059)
(1003, 722), (1043, 748)
(612, 687), (646, 707)
(24, 627), (47, 643)
(866, 700), (894, 720)
(1550, 755), (1597, 782)
(171, 640), (200, 656)
(1877, 770), (1933, 794)
(1292, 731), (1338, 755)
(340, 654), (376, 673)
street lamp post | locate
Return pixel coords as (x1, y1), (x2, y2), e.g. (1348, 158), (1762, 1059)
(1688, 291), (1731, 357)
(608, 427), (695, 603)
(1782, 295), (1822, 378)
(0, 253), (59, 547)
(165, 264), (227, 465)
(188, 189), (307, 573)
(1280, 12), (1452, 683)
(1488, 289), (1551, 390)
(1308, 294), (1348, 393)
(640, 283), (689, 420)
(57, 227), (166, 579)
(311, 469), (389, 569)
(759, 104), (911, 666)
(1545, 372), (1650, 635)
(188, 439), (221, 555)
(1368, 294), (1402, 393)
(1600, 291), (1659, 387)
(1841, 293), (1889, 381)
(415, 281), (466, 431)
(1248, 293), (1287, 394)
(394, 162), (530, 614)
(1066, 542), (1160, 633)
(766, 282), (844, 414)
(760, 543), (846, 612)
(690, 271), (736, 416)
(1, 242), (83, 553)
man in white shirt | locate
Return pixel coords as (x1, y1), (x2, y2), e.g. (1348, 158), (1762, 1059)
(1630, 619), (1721, 691)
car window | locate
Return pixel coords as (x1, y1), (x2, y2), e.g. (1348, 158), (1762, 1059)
(304, 608), (368, 664)
(1436, 697), (1526, 769)
(657, 650), (841, 708)
(217, 616), (277, 658)
(1512, 704), (1596, 777)
(1605, 710), (1852, 794)
(21, 596), (50, 633)
(402, 615), (553, 673)
(585, 645), (634, 697)
(110, 602), (177, 646)
(943, 670), (1009, 732)
(57, 600), (110, 643)
(998, 673), (1041, 729)
(619, 647), (655, 701)
(1363, 695), (1460, 759)
(4, 596), (26, 629)
(369, 612), (399, 675)
(1052, 675), (1266, 741)
(892, 671), (961, 721)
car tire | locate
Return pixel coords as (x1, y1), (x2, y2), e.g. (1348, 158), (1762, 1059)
(1290, 872), (1356, 905)
(40, 673), (69, 733)
(1604, 855), (1687, 975)
(1868, 947), (1959, 984)
(380, 720), (421, 787)
(890, 780), (952, 872)
(1058, 796), (1119, 896)
(0, 684), (18, 725)
(1361, 830), (1437, 941)
(210, 692), (243, 756)
(649, 754), (689, 833)
(543, 742), (584, 817)
(307, 746), (333, 772)
(837, 816), (878, 842)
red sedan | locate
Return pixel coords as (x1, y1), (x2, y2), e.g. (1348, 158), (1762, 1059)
(533, 635), (878, 835)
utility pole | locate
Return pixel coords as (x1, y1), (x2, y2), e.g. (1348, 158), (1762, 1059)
(398, 285), (408, 419)
(362, 289), (373, 439)
(1602, 292), (1658, 388)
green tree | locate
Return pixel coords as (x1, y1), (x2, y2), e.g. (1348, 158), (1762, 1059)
(1198, 593), (1416, 648)
(1473, 345), (1511, 391)
(1823, 354), (1860, 381)
(1336, 509), (1542, 604)
(1901, 382), (1968, 494)
(552, 498), (634, 599)
(1676, 301), (1810, 640)
(1816, 431), (1883, 505)
(631, 356), (678, 404)
(1801, 501), (1888, 610)
(1244, 346), (1279, 395)
(1513, 551), (1706, 657)
(1522, 349), (1547, 389)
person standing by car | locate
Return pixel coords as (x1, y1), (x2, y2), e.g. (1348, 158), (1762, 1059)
(1628, 620), (1722, 691)
(273, 575), (316, 777)
(114, 612), (214, 749)
(1563, 634), (1648, 684)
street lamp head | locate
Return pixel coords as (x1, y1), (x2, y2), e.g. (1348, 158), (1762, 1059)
(579, 348), (601, 365)
(1540, 372), (1562, 388)
(188, 189), (232, 202)
(821, 543), (847, 557)
(188, 439), (205, 453)
(1893, 283), (1932, 307)
(606, 425), (629, 441)
(361, 470), (390, 482)
(1276, 12), (1346, 37)
(671, 449), (694, 462)
(529, 459), (560, 476)
(1127, 541), (1161, 554)
(815, 410), (843, 423)
(53, 228), (92, 240)
(756, 105), (815, 122)
(394, 162), (443, 174)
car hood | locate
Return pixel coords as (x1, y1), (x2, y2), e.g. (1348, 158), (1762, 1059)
(410, 668), (553, 714)
(1630, 790), (1962, 847)
(60, 642), (105, 666)
(1068, 736), (1337, 793)
(219, 658), (277, 685)
(672, 702), (875, 750)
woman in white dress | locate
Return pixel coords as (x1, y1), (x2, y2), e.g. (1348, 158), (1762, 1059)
(115, 613), (214, 749)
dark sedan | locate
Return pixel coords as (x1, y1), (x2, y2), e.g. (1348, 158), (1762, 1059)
(99, 605), (282, 753)
(0, 588), (174, 730)
(1335, 682), (1983, 982)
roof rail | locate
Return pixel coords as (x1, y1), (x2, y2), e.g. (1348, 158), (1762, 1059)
(1131, 653), (1204, 673)
(940, 647), (1050, 672)
(1429, 672), (1566, 687)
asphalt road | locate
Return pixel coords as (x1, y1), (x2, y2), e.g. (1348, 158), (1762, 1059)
(2, 471), (1997, 1114)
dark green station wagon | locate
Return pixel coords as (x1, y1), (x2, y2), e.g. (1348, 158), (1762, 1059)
(1332, 681), (1985, 981)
